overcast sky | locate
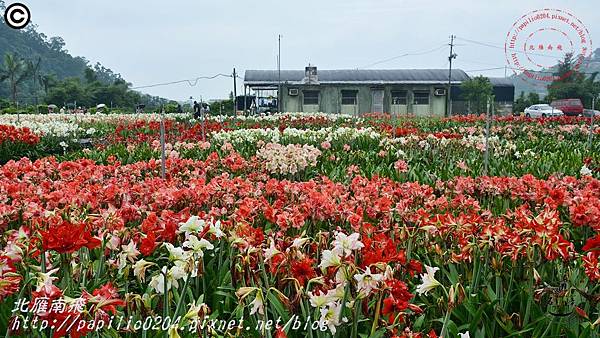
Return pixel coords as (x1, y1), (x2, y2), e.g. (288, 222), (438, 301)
(24, 0), (599, 101)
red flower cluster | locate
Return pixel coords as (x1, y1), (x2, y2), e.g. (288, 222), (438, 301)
(40, 219), (101, 254)
(0, 125), (39, 146)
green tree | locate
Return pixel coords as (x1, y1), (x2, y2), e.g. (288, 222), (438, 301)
(527, 92), (540, 105)
(0, 53), (31, 105)
(460, 75), (493, 113)
(547, 53), (600, 107)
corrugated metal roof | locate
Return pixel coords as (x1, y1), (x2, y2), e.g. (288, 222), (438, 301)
(245, 69), (470, 85)
(488, 77), (515, 87)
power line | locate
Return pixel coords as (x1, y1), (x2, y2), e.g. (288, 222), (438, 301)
(130, 73), (233, 90)
(359, 43), (447, 69)
(455, 36), (576, 60)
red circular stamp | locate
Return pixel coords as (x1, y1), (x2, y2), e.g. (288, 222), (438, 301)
(504, 8), (593, 86)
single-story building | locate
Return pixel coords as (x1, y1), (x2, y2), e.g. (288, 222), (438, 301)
(244, 66), (515, 116)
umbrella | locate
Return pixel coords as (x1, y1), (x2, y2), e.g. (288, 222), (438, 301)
(48, 104), (58, 109)
(96, 104), (107, 109)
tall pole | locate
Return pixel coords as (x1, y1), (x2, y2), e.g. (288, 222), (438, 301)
(589, 96), (596, 150)
(483, 96), (491, 176)
(244, 85), (248, 116)
(278, 34), (281, 114)
(160, 107), (166, 179)
(233, 68), (237, 115)
(447, 35), (457, 117)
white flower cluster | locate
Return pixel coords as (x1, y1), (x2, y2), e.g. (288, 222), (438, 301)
(211, 126), (381, 145)
(0, 112), (191, 125)
(4, 120), (83, 138)
(207, 112), (360, 123)
(256, 143), (321, 175)
(380, 134), (516, 156)
(142, 216), (221, 294)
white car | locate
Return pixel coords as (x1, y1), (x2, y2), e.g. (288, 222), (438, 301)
(524, 104), (563, 118)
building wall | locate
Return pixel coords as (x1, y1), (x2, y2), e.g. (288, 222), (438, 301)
(281, 84), (448, 116)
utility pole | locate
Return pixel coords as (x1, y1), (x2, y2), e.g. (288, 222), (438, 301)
(589, 95), (596, 150)
(278, 34), (282, 114)
(483, 96), (491, 176)
(233, 68), (237, 115)
(446, 35), (457, 117)
(160, 106), (166, 179)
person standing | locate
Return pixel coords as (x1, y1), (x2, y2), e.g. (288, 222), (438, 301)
(193, 101), (200, 119)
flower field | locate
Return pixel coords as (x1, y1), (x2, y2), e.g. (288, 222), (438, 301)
(0, 112), (599, 337)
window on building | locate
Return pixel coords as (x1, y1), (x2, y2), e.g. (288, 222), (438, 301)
(391, 90), (408, 105)
(341, 90), (358, 105)
(413, 91), (430, 105)
(303, 91), (319, 105)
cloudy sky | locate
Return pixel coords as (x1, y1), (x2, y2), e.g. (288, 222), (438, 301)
(24, 0), (599, 100)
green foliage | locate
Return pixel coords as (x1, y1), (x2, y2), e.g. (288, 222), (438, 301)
(461, 76), (493, 113)
(210, 99), (234, 115)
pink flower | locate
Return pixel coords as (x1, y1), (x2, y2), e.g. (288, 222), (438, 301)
(321, 141), (331, 150)
(347, 165), (359, 176)
(456, 160), (469, 171)
(343, 144), (351, 151)
(394, 160), (409, 173)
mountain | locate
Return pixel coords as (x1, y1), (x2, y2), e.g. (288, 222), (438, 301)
(511, 48), (600, 96)
(0, 2), (170, 108)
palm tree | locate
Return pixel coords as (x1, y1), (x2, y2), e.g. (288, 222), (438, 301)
(26, 57), (43, 110)
(0, 53), (32, 105)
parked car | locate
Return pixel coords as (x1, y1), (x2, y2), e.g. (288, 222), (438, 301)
(550, 99), (584, 116)
(583, 109), (600, 117)
(524, 104), (564, 118)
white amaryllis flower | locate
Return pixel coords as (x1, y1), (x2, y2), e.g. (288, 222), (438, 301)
(416, 265), (442, 296)
(208, 219), (224, 238)
(308, 290), (331, 308)
(354, 267), (383, 295)
(133, 259), (155, 282)
(581, 165), (593, 176)
(235, 287), (264, 316)
(183, 235), (214, 256)
(149, 266), (187, 294)
(332, 232), (364, 257)
(178, 216), (205, 235)
(149, 267), (169, 294)
(318, 301), (346, 335)
(458, 332), (470, 338)
(263, 237), (280, 262)
(249, 291), (265, 315)
(121, 241), (140, 262)
(290, 236), (310, 249)
(35, 268), (59, 290)
(325, 283), (347, 303)
(319, 250), (342, 270)
(163, 243), (186, 262)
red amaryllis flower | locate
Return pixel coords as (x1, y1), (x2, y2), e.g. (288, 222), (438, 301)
(382, 279), (414, 323)
(40, 221), (100, 254)
(275, 326), (288, 338)
(85, 282), (126, 316)
(582, 252), (600, 282)
(582, 234), (600, 252)
(290, 257), (316, 286)
(0, 276), (21, 300)
(139, 231), (157, 256)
